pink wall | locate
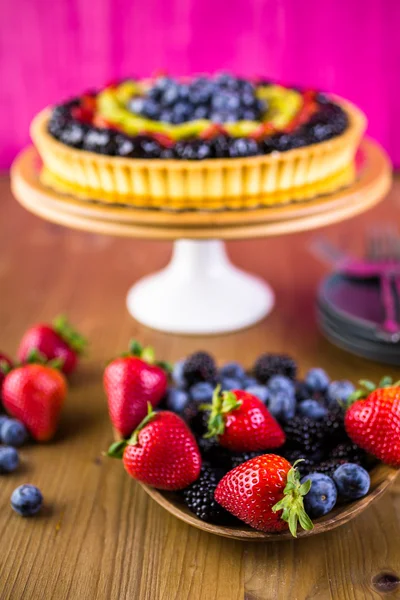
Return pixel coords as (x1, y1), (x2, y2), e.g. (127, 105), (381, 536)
(1, 0), (399, 169)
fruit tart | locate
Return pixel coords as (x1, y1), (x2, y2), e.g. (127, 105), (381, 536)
(31, 73), (366, 210)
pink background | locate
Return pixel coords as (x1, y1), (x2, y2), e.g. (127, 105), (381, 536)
(1, 0), (399, 169)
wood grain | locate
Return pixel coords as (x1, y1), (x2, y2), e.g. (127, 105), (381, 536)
(1, 172), (400, 599)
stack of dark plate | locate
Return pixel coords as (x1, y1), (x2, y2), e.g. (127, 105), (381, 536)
(317, 273), (400, 365)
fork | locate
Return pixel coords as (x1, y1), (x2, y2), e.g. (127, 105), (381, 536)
(366, 227), (400, 341)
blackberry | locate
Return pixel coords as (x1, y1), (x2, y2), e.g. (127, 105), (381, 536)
(229, 450), (265, 470)
(196, 436), (232, 471)
(183, 351), (217, 387)
(295, 381), (311, 403)
(324, 405), (348, 446)
(135, 135), (163, 158)
(331, 442), (368, 467)
(182, 399), (208, 436)
(210, 134), (231, 158)
(59, 122), (87, 148)
(280, 448), (319, 477)
(283, 415), (325, 454)
(182, 465), (234, 524)
(313, 458), (346, 477)
(83, 128), (116, 154)
(253, 353), (297, 384)
(114, 134), (136, 157)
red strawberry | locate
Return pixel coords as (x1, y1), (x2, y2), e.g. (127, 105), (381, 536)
(345, 378), (400, 467)
(215, 455), (313, 536)
(0, 353), (13, 391)
(2, 364), (67, 441)
(104, 340), (169, 438)
(18, 315), (86, 375)
(203, 387), (285, 452)
(108, 405), (201, 490)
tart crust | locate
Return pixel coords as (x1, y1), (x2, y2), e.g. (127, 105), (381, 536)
(31, 98), (366, 210)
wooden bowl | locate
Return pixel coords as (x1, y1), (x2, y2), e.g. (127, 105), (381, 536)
(139, 463), (398, 541)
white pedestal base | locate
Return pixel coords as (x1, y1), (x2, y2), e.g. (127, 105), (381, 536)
(127, 240), (274, 334)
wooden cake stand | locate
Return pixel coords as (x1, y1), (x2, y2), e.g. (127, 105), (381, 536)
(11, 138), (391, 334)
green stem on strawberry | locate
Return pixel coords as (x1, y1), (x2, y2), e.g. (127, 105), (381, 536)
(25, 349), (65, 371)
(0, 359), (12, 376)
(272, 460), (314, 538)
(202, 385), (242, 439)
(347, 377), (400, 405)
(53, 315), (87, 355)
(127, 339), (172, 374)
(107, 403), (157, 458)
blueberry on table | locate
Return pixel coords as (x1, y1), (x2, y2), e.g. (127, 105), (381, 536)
(11, 484), (43, 517)
(268, 390), (296, 423)
(301, 473), (337, 518)
(333, 463), (371, 500)
(172, 359), (186, 389)
(1, 419), (28, 447)
(220, 377), (242, 392)
(327, 380), (355, 407)
(305, 368), (330, 393)
(165, 388), (189, 413)
(267, 375), (295, 396)
(245, 385), (269, 404)
(190, 382), (215, 403)
(219, 362), (246, 383)
(0, 446), (19, 473)
(298, 400), (328, 420)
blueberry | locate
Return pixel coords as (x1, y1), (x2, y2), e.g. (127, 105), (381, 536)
(243, 377), (258, 389)
(128, 97), (145, 114)
(171, 101), (192, 124)
(11, 484), (43, 517)
(59, 122), (87, 148)
(228, 138), (259, 158)
(268, 391), (296, 422)
(327, 380), (355, 407)
(154, 76), (176, 92)
(190, 382), (215, 403)
(245, 385), (269, 404)
(165, 387), (189, 413)
(1, 419), (28, 447)
(267, 375), (295, 396)
(298, 400), (328, 420)
(212, 91), (240, 112)
(172, 359), (186, 388)
(305, 368), (330, 393)
(193, 105), (209, 120)
(301, 473), (337, 518)
(0, 415), (10, 430)
(162, 84), (180, 106)
(83, 129), (116, 154)
(219, 362), (245, 382)
(220, 378), (242, 392)
(114, 134), (136, 157)
(160, 110), (173, 123)
(0, 446), (19, 473)
(142, 99), (161, 119)
(332, 463), (370, 500)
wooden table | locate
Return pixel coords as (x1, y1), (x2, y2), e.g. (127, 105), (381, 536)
(0, 173), (399, 600)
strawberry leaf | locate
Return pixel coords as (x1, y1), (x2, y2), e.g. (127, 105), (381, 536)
(53, 315), (87, 355)
(272, 462), (314, 538)
(107, 440), (127, 459)
(203, 386), (242, 440)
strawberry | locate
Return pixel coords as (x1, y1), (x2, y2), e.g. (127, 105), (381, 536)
(104, 340), (169, 438)
(108, 405), (201, 490)
(345, 378), (400, 467)
(203, 387), (285, 452)
(17, 315), (86, 375)
(2, 363), (67, 441)
(0, 353), (13, 392)
(215, 455), (313, 536)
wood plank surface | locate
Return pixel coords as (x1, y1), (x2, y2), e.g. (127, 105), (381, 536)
(0, 173), (399, 600)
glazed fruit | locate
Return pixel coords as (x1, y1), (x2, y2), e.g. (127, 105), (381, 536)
(108, 406), (201, 490)
(203, 387), (285, 452)
(182, 351), (217, 387)
(344, 379), (400, 467)
(215, 455), (313, 536)
(2, 364), (67, 442)
(104, 340), (168, 438)
(301, 473), (337, 518)
(11, 484), (43, 517)
(17, 315), (86, 375)
(183, 464), (234, 524)
(253, 354), (297, 383)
